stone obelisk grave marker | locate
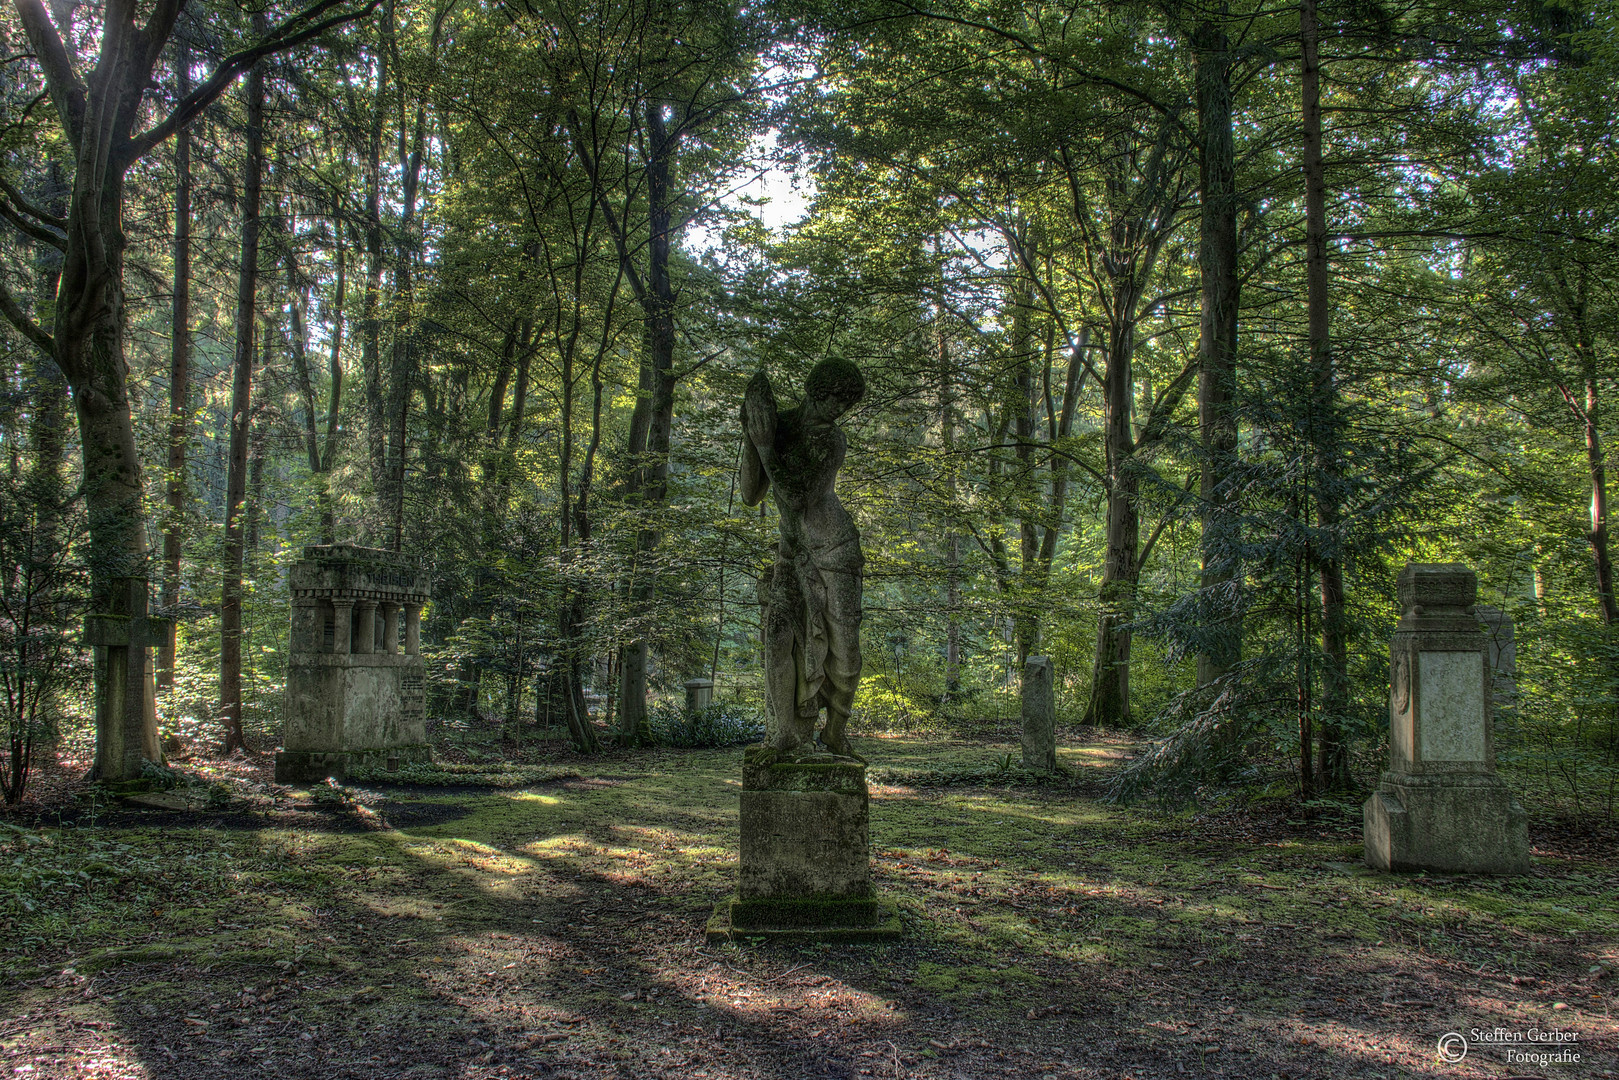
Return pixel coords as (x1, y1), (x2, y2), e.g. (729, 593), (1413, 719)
(1364, 564), (1529, 875)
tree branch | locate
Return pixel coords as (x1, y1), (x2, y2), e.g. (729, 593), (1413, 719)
(0, 276), (57, 357)
(0, 172), (67, 229)
(129, 0), (380, 160)
(1137, 471), (1197, 572)
(0, 198), (66, 249)
(12, 0), (86, 146)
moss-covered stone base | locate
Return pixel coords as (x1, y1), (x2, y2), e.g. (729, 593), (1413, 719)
(705, 894), (902, 944)
(274, 743), (431, 784)
(1364, 771), (1530, 875)
(740, 744), (871, 899)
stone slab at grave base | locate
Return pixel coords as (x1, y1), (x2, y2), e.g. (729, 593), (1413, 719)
(705, 893), (902, 943)
(274, 742), (431, 785)
(716, 745), (901, 942)
(1364, 771), (1529, 875)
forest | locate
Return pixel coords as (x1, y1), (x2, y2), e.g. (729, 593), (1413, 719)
(4, 0), (1618, 813)
(1, 0), (1617, 1077)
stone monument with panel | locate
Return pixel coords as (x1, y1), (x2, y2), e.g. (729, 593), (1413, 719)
(1363, 563), (1529, 874)
(1021, 655), (1057, 772)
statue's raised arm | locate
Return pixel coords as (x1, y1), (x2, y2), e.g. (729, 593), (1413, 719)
(739, 371), (777, 507)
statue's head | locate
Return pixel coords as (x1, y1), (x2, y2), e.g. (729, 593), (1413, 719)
(804, 357), (865, 420)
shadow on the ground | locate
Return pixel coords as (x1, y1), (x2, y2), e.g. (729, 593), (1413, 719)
(3, 737), (1615, 1080)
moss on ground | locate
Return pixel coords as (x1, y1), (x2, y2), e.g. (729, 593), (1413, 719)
(1, 733), (1615, 1078)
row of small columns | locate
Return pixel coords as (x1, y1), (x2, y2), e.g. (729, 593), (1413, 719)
(329, 600), (422, 655)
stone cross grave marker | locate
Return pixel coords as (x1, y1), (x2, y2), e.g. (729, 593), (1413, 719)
(84, 577), (172, 782)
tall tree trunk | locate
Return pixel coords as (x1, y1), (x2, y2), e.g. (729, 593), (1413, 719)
(386, 94), (425, 552)
(361, 41), (389, 511)
(551, 195), (607, 752)
(1573, 370), (1618, 624)
(1302, 0), (1350, 791)
(290, 205), (345, 544)
(937, 288), (961, 698)
(289, 258), (322, 477)
(245, 387), (268, 559)
(1034, 333), (1086, 581)
(1083, 325), (1139, 727)
(616, 99), (680, 747)
(1007, 227), (1039, 671)
(1195, 17), (1242, 687)
(220, 36), (265, 756)
(24, 160), (69, 772)
(321, 211), (346, 539)
(505, 319), (533, 452)
(158, 42), (191, 691)
(487, 318), (515, 440)
(2, 0), (375, 781)
(21, 311), (68, 802)
(60, 166), (155, 780)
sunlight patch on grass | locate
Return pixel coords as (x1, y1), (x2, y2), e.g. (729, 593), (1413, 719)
(521, 836), (601, 859)
(1059, 745), (1134, 767)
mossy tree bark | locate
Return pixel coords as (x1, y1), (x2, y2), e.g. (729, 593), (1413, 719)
(1084, 317), (1142, 728)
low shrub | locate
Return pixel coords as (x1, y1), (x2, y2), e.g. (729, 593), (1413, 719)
(648, 702), (765, 748)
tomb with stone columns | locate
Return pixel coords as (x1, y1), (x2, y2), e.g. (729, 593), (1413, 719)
(274, 544), (431, 784)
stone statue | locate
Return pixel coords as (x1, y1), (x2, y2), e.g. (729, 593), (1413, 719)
(740, 358), (865, 759)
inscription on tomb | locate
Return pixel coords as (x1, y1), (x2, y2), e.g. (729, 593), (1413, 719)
(1418, 650), (1486, 762)
(401, 669), (425, 725)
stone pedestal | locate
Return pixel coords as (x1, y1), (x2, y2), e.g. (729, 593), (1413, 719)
(275, 545), (432, 784)
(708, 746), (900, 942)
(684, 678), (714, 713)
(1364, 564), (1529, 875)
(1021, 655), (1057, 772)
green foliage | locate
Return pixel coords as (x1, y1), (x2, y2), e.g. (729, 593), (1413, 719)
(310, 778), (359, 808)
(0, 411), (87, 804)
(0, 0), (1614, 821)
(647, 702), (764, 748)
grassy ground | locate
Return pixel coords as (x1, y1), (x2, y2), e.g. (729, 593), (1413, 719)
(2, 731), (1616, 1080)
